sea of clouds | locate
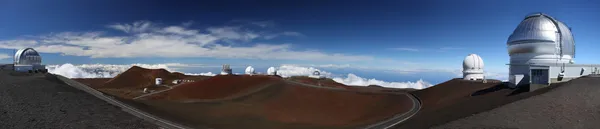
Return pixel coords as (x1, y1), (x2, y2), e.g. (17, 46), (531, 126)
(46, 63), (433, 89)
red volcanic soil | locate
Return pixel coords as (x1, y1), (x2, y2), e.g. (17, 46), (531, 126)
(286, 76), (349, 89)
(101, 66), (210, 89)
(147, 75), (282, 100)
(261, 82), (413, 127)
(72, 66), (212, 99)
(393, 78), (557, 129)
(83, 67), (417, 128)
(412, 78), (502, 110)
(102, 66), (171, 89)
(133, 81), (415, 129)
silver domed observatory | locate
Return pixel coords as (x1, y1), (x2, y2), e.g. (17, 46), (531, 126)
(13, 48), (47, 73)
(507, 13), (600, 88)
(507, 13), (575, 64)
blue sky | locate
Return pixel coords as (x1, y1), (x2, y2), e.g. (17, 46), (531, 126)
(1, 0), (600, 85)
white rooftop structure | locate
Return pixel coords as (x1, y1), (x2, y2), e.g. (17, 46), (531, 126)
(463, 54), (485, 80)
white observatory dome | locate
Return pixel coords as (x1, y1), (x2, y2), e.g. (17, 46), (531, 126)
(463, 54), (485, 80)
(14, 48), (42, 65)
(507, 13), (575, 64)
(221, 64), (232, 75)
(245, 66), (255, 75)
(309, 70), (324, 79)
(267, 67), (277, 75)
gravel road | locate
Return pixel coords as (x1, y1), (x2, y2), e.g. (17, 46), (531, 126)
(435, 76), (600, 129)
(0, 72), (159, 129)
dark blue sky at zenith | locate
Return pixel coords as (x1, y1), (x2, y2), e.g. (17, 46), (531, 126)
(0, 0), (599, 84)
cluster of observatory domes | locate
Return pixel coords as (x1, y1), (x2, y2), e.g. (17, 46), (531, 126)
(221, 65), (279, 76)
(226, 65), (324, 78)
(244, 66), (279, 75)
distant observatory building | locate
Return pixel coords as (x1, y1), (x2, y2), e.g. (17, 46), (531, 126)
(507, 13), (600, 88)
(267, 67), (277, 75)
(221, 64), (232, 75)
(13, 48), (47, 73)
(463, 54), (485, 80)
(309, 70), (325, 79)
(245, 66), (255, 75)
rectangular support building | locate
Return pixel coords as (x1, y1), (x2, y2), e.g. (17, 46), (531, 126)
(508, 63), (600, 90)
(14, 64), (46, 72)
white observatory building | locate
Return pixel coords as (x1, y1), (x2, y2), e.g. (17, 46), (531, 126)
(267, 67), (277, 75)
(221, 64), (232, 75)
(13, 48), (47, 73)
(245, 66), (256, 75)
(463, 54), (485, 80)
(309, 70), (325, 79)
(507, 13), (600, 87)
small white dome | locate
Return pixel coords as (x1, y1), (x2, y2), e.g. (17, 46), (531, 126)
(155, 78), (163, 85)
(267, 67), (277, 75)
(313, 71), (320, 76)
(463, 54), (485, 80)
(245, 66), (255, 74)
(463, 54), (484, 70)
(309, 70), (324, 79)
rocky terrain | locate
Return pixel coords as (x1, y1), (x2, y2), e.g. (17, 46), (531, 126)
(436, 76), (600, 129)
(0, 71), (158, 129)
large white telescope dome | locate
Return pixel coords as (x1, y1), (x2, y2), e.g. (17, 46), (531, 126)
(245, 66), (255, 75)
(463, 54), (484, 80)
(267, 67), (277, 75)
(14, 48), (42, 65)
(507, 13), (575, 64)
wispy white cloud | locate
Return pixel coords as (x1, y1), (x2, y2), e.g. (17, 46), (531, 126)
(390, 46), (465, 52)
(281, 31), (304, 37)
(0, 54), (10, 60)
(439, 47), (464, 50)
(182, 21), (194, 27)
(436, 47), (465, 52)
(311, 64), (351, 69)
(250, 21), (275, 28)
(0, 21), (370, 62)
(106, 21), (154, 33)
(390, 47), (420, 52)
(264, 31), (304, 39)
